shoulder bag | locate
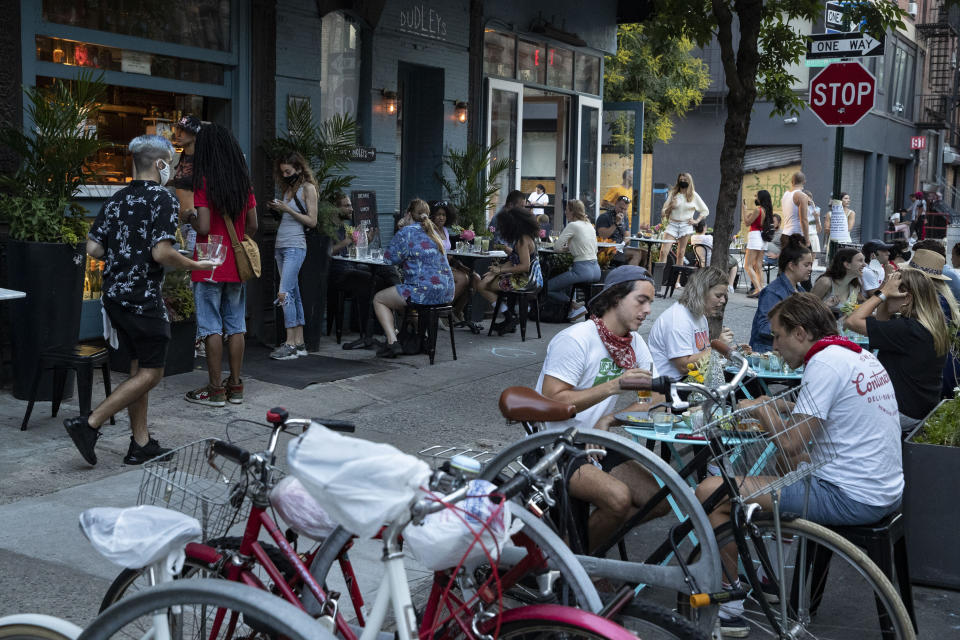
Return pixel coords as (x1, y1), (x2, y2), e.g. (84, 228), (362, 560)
(222, 212), (261, 281)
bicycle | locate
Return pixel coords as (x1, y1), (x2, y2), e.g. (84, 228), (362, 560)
(100, 410), (638, 638)
(0, 614), (81, 640)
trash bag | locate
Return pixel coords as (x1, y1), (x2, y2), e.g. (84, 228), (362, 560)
(269, 476), (338, 541)
(287, 424), (431, 538)
(403, 480), (511, 571)
(79, 505), (201, 569)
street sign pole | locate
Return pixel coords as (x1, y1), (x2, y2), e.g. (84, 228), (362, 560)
(832, 126), (845, 200)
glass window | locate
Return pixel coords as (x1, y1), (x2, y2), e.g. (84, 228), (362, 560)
(888, 43), (914, 119)
(42, 0), (231, 52)
(517, 40), (546, 84)
(36, 36), (225, 84)
(489, 88), (518, 215)
(578, 104), (600, 215)
(546, 47), (573, 90)
(320, 11), (361, 122)
(575, 53), (601, 95)
(483, 30), (515, 79)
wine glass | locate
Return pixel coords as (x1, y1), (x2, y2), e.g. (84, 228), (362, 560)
(196, 243), (227, 283)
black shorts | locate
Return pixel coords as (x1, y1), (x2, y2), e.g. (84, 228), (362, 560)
(105, 301), (170, 370)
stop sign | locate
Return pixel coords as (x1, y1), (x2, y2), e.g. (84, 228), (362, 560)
(808, 62), (876, 126)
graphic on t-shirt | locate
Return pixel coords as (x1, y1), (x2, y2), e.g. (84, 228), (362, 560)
(694, 329), (708, 351)
(852, 353), (897, 414)
(593, 358), (623, 386)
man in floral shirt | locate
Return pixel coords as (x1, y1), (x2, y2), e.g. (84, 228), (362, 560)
(64, 135), (213, 466)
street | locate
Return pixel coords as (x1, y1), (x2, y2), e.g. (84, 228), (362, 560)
(1, 288), (957, 637)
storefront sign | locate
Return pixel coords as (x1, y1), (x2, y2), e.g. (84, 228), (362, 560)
(350, 146), (377, 162)
(398, 4), (447, 41)
(121, 50), (152, 75)
(351, 191), (378, 228)
(910, 136), (926, 150)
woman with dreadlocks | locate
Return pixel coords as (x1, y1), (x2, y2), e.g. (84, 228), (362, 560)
(184, 123), (259, 407)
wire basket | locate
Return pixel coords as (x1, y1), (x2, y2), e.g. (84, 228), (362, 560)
(137, 438), (249, 540)
(698, 385), (838, 502)
(418, 445), (525, 479)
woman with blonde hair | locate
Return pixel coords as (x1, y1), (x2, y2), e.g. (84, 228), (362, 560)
(547, 200), (601, 320)
(845, 255), (951, 433)
(373, 198), (455, 357)
(266, 151), (318, 360)
(659, 172), (708, 265)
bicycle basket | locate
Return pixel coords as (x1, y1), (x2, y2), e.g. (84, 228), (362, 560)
(698, 384), (838, 502)
(137, 438), (249, 540)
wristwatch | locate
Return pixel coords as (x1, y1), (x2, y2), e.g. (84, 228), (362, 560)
(872, 290), (887, 302)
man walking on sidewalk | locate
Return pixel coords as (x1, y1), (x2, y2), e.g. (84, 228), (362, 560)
(65, 135), (214, 466)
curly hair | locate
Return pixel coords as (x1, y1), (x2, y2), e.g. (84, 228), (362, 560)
(192, 123), (252, 218)
(587, 280), (652, 317)
(496, 207), (539, 244)
(273, 150), (317, 194)
(430, 200), (458, 227)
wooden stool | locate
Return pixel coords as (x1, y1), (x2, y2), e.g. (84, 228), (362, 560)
(488, 290), (542, 341)
(21, 345), (115, 431)
(404, 303), (457, 365)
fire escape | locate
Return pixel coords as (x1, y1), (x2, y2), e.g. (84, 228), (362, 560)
(915, 1), (960, 142)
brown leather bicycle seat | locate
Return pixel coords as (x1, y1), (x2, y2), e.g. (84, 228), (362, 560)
(499, 387), (576, 423)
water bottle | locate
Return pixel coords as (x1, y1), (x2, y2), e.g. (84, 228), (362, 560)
(184, 224), (197, 253)
(356, 221), (369, 258)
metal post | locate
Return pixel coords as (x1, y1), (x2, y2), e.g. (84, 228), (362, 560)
(831, 126), (845, 200)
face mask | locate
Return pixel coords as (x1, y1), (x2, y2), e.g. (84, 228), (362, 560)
(157, 160), (171, 187)
(284, 173), (299, 186)
(678, 181), (689, 189)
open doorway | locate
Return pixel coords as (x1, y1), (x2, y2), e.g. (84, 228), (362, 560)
(521, 91), (569, 232)
(398, 62), (445, 208)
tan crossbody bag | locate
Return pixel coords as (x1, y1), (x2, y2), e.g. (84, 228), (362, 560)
(222, 213), (261, 281)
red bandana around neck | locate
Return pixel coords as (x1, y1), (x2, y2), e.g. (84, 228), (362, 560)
(592, 315), (637, 370)
(803, 335), (863, 365)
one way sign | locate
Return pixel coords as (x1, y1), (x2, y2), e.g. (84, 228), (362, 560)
(807, 32), (885, 59)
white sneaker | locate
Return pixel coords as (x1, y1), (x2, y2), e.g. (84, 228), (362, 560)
(567, 306), (587, 320)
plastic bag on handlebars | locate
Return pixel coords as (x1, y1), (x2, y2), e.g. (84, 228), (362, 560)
(269, 476), (338, 541)
(79, 505), (202, 569)
(287, 424), (431, 538)
(403, 479), (512, 571)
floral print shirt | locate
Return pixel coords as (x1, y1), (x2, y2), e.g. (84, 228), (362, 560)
(384, 223), (455, 305)
(88, 180), (179, 319)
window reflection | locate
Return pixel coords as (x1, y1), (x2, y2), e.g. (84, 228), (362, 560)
(518, 40), (546, 85)
(575, 54), (600, 95)
(483, 30), (515, 79)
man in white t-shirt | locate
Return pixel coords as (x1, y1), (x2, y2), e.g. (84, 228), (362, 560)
(527, 184), (549, 217)
(860, 239), (892, 294)
(695, 293), (902, 636)
(535, 265), (668, 550)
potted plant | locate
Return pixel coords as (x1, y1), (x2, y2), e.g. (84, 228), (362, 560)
(902, 391), (960, 589)
(436, 140), (512, 233)
(0, 71), (107, 400)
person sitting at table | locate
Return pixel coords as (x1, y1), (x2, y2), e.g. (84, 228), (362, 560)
(488, 190), (527, 253)
(547, 199), (601, 321)
(860, 239), (893, 296)
(810, 248), (865, 313)
(329, 194), (400, 351)
(749, 235), (813, 353)
(844, 259), (951, 433)
(373, 199), (455, 358)
(430, 201), (481, 325)
(697, 292), (903, 637)
(597, 195), (645, 266)
(690, 221), (740, 297)
(479, 207), (543, 336)
(535, 265), (669, 552)
(648, 266), (735, 381)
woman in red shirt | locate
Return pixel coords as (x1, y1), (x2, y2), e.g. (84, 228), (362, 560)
(743, 190), (772, 298)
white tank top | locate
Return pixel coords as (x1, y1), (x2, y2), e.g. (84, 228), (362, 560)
(781, 189), (801, 235)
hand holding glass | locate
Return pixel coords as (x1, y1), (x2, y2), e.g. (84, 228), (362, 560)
(195, 243), (226, 283)
(636, 361), (653, 401)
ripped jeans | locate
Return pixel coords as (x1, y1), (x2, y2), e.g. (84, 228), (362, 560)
(275, 246), (306, 328)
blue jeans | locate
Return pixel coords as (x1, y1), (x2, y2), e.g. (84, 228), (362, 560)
(275, 247), (306, 329)
(547, 260), (602, 303)
(779, 475), (900, 526)
(195, 281), (246, 339)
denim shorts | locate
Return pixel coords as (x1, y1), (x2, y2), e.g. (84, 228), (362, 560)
(195, 281), (246, 339)
(779, 475), (900, 526)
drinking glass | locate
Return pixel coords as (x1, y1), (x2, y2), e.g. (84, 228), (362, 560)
(768, 353), (782, 372)
(207, 234), (223, 248)
(636, 360), (653, 402)
(652, 411), (674, 435)
(349, 246), (358, 259)
(371, 248), (384, 262)
(480, 237), (490, 253)
(195, 243), (226, 283)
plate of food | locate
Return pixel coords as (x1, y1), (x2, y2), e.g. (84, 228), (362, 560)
(615, 412), (681, 427)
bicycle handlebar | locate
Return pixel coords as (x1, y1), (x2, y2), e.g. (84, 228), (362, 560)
(210, 440), (251, 465)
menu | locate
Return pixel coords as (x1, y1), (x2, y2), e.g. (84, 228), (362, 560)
(351, 190), (377, 228)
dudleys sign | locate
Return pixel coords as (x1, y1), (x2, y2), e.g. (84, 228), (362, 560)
(398, 3), (448, 40)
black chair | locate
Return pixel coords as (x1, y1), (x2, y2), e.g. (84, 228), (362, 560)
(21, 344), (115, 431)
(488, 289), (542, 341)
(566, 281), (595, 307)
(763, 260), (778, 284)
(404, 302), (457, 365)
(326, 288), (361, 345)
(804, 511), (917, 634)
(662, 249), (699, 298)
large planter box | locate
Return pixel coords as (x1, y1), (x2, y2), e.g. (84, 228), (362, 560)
(109, 319), (198, 377)
(902, 399), (960, 590)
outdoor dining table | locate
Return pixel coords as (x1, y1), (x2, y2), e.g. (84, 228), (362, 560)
(331, 254), (390, 267)
(627, 236), (674, 270)
(725, 364), (803, 397)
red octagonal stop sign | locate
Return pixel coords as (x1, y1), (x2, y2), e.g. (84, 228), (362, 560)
(808, 61), (876, 126)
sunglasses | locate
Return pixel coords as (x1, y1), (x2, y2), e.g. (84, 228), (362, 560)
(617, 195), (631, 203)
(432, 200), (449, 209)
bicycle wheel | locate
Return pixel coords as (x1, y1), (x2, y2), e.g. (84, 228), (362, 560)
(490, 604), (638, 640)
(78, 580), (329, 640)
(99, 536), (296, 613)
(0, 614), (81, 640)
(700, 515), (915, 640)
(613, 600), (707, 640)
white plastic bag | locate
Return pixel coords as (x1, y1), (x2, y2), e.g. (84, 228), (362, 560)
(269, 475), (338, 541)
(287, 423), (431, 538)
(403, 480), (511, 571)
(79, 505), (201, 569)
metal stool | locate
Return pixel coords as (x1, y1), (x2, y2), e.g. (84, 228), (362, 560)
(21, 344), (115, 431)
(404, 302), (457, 365)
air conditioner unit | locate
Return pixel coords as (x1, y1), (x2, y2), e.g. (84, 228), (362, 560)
(908, 2), (918, 18)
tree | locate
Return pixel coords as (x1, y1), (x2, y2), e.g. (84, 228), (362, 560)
(644, 0), (905, 335)
(604, 24), (711, 153)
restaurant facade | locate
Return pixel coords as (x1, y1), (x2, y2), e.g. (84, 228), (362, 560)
(0, 0), (646, 347)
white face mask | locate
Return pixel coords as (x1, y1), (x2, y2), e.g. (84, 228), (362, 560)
(157, 160), (171, 186)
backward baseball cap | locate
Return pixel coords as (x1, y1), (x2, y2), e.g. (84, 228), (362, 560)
(587, 265), (654, 307)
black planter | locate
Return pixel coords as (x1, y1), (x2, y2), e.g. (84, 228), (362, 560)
(108, 319), (197, 377)
(5, 240), (86, 401)
(902, 400), (960, 590)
